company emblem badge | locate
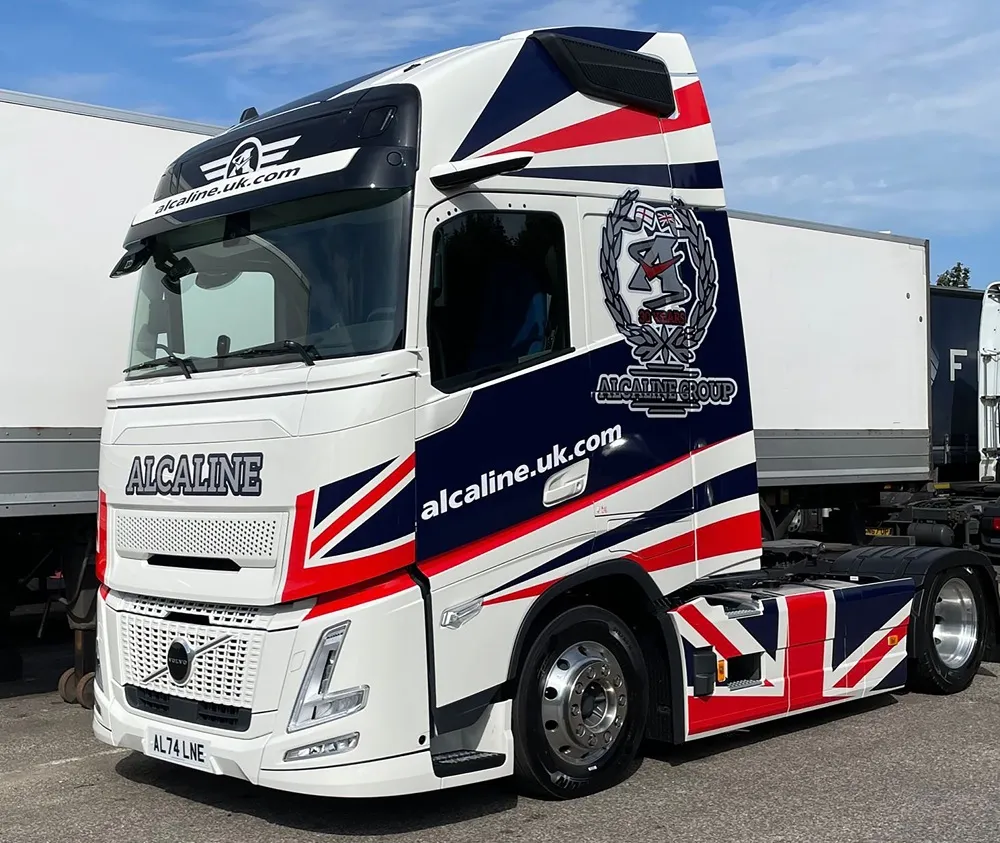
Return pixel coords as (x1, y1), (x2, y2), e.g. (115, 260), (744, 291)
(226, 139), (261, 178)
(595, 188), (737, 417)
(200, 134), (301, 184)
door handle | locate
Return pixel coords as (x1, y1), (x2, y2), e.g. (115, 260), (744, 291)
(543, 458), (589, 507)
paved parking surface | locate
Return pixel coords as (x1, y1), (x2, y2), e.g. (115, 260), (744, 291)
(4, 660), (1000, 843)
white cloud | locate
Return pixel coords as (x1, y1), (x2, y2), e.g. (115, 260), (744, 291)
(164, 0), (642, 72)
(687, 0), (1000, 235)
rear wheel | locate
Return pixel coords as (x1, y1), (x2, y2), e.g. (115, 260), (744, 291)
(512, 605), (648, 799)
(909, 566), (987, 694)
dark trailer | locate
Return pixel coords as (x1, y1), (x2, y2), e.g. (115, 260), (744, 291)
(929, 286), (983, 482)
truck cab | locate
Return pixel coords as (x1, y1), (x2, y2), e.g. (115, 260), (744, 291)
(93, 26), (992, 801)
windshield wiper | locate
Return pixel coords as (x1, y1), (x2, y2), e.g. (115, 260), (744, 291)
(123, 354), (196, 379)
(219, 340), (320, 366)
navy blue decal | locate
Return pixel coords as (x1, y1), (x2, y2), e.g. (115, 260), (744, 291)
(516, 164), (671, 189)
(693, 462), (758, 516)
(533, 27), (655, 51)
(868, 659), (908, 692)
(832, 580), (914, 670)
(314, 457), (393, 526)
(736, 597), (780, 660)
(669, 161), (724, 191)
(452, 38), (575, 161)
(510, 163), (724, 192)
(415, 206), (754, 564)
(323, 479), (415, 557)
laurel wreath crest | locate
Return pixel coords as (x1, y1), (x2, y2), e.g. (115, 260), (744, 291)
(599, 189), (719, 365)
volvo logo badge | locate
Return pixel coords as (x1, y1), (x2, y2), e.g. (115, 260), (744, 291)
(167, 639), (194, 684)
(142, 634), (233, 686)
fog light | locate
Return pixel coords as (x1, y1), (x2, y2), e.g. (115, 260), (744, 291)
(283, 732), (360, 762)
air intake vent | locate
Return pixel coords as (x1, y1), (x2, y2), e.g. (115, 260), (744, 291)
(532, 32), (676, 117)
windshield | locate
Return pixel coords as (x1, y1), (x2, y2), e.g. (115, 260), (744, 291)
(125, 188), (412, 379)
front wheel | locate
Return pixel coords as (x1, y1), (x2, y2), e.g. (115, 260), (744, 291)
(909, 566), (988, 694)
(512, 605), (649, 799)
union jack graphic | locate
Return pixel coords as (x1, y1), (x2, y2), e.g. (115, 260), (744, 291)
(668, 579), (914, 739)
(282, 454), (415, 602)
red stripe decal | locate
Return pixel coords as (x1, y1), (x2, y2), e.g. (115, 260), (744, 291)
(95, 489), (108, 584)
(419, 447), (698, 578)
(281, 489), (317, 602)
(307, 570), (415, 619)
(285, 539), (416, 604)
(488, 80), (710, 157)
(626, 510), (760, 575)
(626, 532), (694, 572)
(309, 454), (414, 558)
(785, 591), (831, 712)
(696, 511), (762, 560)
(483, 577), (560, 606)
(675, 603), (742, 661)
(833, 617), (909, 689)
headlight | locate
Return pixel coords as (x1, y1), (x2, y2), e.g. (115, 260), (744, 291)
(288, 621), (369, 733)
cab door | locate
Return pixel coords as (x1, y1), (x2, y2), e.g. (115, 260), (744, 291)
(412, 191), (595, 719)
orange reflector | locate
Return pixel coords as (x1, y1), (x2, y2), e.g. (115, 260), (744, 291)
(717, 659), (726, 682)
(887, 634), (899, 647)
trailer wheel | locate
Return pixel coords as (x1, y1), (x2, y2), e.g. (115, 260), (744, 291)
(58, 667), (78, 705)
(909, 566), (987, 694)
(511, 605), (649, 799)
(77, 672), (96, 711)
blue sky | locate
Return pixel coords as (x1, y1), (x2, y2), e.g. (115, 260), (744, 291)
(3, 0), (999, 287)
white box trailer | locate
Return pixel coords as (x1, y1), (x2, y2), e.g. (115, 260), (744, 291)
(731, 211), (931, 484)
(0, 90), (218, 684)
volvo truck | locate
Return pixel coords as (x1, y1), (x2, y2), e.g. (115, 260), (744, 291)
(90, 27), (999, 799)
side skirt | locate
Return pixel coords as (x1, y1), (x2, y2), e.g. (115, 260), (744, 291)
(662, 577), (914, 742)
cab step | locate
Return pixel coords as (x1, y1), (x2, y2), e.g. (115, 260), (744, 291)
(431, 749), (506, 777)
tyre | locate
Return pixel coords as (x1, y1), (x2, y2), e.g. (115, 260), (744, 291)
(909, 566), (988, 694)
(58, 667), (78, 705)
(77, 672), (96, 711)
(511, 604), (649, 799)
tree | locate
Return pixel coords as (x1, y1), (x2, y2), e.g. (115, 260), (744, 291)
(936, 261), (971, 288)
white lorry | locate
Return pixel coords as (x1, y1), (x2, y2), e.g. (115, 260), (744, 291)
(0, 89), (217, 692)
(91, 27), (997, 799)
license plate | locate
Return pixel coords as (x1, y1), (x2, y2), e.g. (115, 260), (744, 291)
(147, 729), (214, 773)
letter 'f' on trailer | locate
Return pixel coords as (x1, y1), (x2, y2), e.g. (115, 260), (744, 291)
(89, 27), (999, 801)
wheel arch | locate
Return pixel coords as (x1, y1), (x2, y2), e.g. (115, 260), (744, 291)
(504, 559), (686, 744)
(825, 544), (1000, 659)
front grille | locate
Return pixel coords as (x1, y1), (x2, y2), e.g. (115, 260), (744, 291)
(120, 614), (264, 708)
(125, 686), (251, 732)
(118, 594), (270, 629)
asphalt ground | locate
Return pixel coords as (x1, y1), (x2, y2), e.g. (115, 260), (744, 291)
(3, 633), (1000, 843)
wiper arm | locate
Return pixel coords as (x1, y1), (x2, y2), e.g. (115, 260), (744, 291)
(219, 340), (320, 366)
(123, 354), (196, 378)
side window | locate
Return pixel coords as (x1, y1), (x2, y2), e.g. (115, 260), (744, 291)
(427, 210), (570, 391)
(180, 271), (276, 357)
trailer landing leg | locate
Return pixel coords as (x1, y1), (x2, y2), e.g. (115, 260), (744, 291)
(56, 533), (97, 709)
